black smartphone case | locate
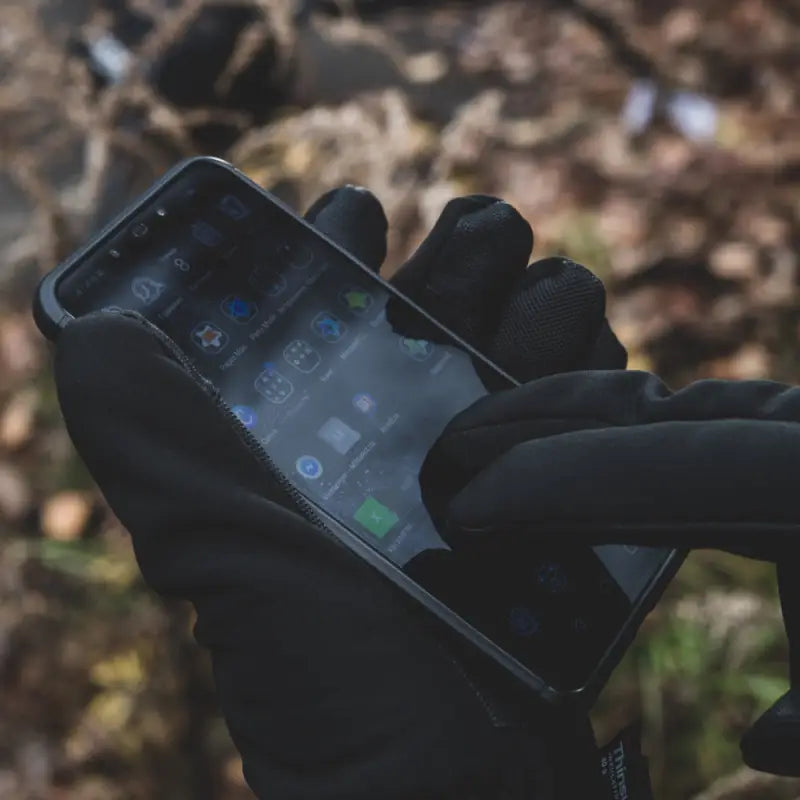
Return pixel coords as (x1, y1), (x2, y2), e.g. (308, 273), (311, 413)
(34, 156), (687, 708)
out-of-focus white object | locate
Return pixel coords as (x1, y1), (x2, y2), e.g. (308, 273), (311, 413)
(621, 79), (658, 135)
(666, 90), (718, 142)
(621, 78), (718, 143)
(87, 33), (134, 84)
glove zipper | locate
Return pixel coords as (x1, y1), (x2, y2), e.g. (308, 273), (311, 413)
(219, 395), (334, 533)
(142, 317), (334, 536)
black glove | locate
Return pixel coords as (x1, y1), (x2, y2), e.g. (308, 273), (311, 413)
(53, 187), (624, 800)
(422, 369), (800, 777)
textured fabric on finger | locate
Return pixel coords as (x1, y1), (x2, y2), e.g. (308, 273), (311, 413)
(390, 196), (533, 349)
(490, 258), (626, 382)
(304, 185), (388, 269)
(305, 191), (625, 383)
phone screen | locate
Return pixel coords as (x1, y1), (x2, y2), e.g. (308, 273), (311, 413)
(56, 160), (672, 691)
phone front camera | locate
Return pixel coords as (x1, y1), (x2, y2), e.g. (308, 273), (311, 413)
(131, 222), (149, 238)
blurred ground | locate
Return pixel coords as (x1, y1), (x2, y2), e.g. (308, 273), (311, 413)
(1, 0), (800, 798)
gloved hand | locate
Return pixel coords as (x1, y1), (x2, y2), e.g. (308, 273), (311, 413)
(53, 187), (624, 800)
(422, 369), (800, 778)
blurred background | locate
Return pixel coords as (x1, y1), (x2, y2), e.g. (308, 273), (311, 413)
(1, 0), (799, 797)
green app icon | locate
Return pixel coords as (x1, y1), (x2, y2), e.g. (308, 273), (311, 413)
(345, 291), (368, 310)
(354, 497), (399, 539)
(340, 286), (373, 315)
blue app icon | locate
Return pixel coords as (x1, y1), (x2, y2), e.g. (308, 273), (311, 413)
(296, 455), (323, 480)
(221, 294), (258, 323)
(232, 405), (257, 429)
(311, 312), (347, 343)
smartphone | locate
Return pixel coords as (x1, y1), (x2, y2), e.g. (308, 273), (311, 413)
(35, 157), (685, 706)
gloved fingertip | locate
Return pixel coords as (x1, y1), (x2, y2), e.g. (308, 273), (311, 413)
(304, 185), (388, 270)
(304, 185), (377, 220)
(438, 194), (505, 215)
(56, 311), (159, 375)
(521, 258), (628, 371)
(54, 311), (197, 417)
(526, 259), (626, 370)
(392, 196), (533, 348)
(490, 257), (607, 381)
(525, 256), (601, 285)
(525, 255), (569, 279)
(435, 196), (532, 253)
(344, 183), (373, 195)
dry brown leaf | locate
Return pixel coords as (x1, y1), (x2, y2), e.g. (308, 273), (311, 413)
(662, 8), (702, 46)
(0, 315), (41, 380)
(0, 388), (38, 450)
(41, 491), (92, 542)
(224, 755), (247, 787)
(706, 344), (771, 380)
(0, 461), (32, 521)
(403, 52), (448, 85)
(709, 242), (759, 281)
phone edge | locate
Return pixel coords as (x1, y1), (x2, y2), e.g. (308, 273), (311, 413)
(32, 156), (230, 340)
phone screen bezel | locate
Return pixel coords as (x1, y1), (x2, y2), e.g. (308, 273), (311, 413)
(34, 156), (687, 707)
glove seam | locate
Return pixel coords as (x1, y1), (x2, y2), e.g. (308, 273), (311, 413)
(435, 643), (506, 727)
